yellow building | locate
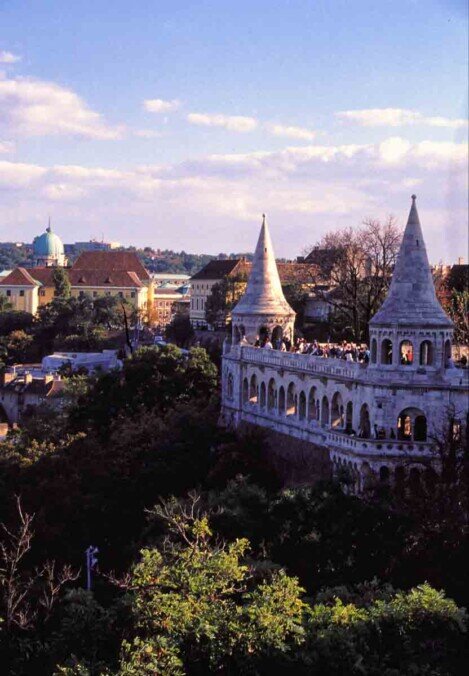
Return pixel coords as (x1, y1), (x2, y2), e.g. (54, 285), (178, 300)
(0, 251), (154, 319)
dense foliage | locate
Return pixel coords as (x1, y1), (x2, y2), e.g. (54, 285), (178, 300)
(0, 341), (467, 674)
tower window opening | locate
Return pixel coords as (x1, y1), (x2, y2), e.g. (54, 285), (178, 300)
(400, 340), (413, 365)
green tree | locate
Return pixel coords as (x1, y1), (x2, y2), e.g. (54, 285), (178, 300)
(0, 295), (13, 312)
(120, 495), (306, 674)
(204, 273), (247, 328)
(52, 268), (71, 299)
(166, 313), (194, 347)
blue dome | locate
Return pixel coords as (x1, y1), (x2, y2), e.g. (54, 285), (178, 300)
(33, 226), (64, 258)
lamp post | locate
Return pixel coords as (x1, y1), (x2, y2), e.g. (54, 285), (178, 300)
(85, 545), (99, 591)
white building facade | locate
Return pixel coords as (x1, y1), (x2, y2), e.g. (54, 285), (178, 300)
(221, 199), (469, 492)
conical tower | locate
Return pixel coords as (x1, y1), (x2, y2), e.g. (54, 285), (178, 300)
(369, 196), (453, 370)
(231, 215), (295, 344)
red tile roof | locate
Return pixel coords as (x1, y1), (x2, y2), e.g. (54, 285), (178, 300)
(31, 267), (143, 288)
(0, 267), (37, 287)
(190, 259), (249, 280)
(73, 251), (151, 281)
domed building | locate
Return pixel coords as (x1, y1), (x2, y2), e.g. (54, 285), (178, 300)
(33, 223), (67, 267)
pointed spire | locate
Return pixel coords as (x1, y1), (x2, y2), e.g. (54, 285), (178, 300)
(370, 195), (452, 327)
(46, 216), (51, 233)
(232, 215), (294, 316)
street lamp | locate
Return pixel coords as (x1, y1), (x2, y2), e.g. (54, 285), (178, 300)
(85, 545), (99, 591)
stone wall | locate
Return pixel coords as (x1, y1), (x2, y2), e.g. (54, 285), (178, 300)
(239, 421), (332, 487)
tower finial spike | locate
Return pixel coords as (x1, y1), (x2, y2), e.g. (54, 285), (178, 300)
(46, 216), (51, 233)
(411, 194), (417, 202)
(262, 213), (266, 225)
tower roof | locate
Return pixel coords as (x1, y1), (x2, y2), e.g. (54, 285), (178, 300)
(370, 196), (452, 328)
(232, 215), (294, 317)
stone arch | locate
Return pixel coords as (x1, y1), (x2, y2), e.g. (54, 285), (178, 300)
(345, 401), (353, 432)
(359, 403), (371, 438)
(227, 372), (234, 399)
(242, 377), (249, 404)
(298, 391), (307, 420)
(278, 386), (286, 415)
(307, 387), (317, 421)
(249, 373), (258, 404)
(379, 465), (390, 483)
(271, 325), (284, 349)
(286, 382), (297, 416)
(381, 338), (393, 365)
(320, 395), (330, 426)
(399, 339), (413, 365)
(258, 326), (270, 343)
(397, 407), (427, 441)
(419, 340), (433, 366)
(267, 378), (277, 411)
(371, 338), (377, 364)
(259, 381), (266, 408)
(444, 338), (452, 366)
(331, 391), (344, 429)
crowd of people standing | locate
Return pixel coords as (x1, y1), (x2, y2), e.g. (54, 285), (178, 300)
(251, 335), (371, 364)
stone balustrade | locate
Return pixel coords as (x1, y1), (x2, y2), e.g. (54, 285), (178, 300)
(327, 430), (435, 457)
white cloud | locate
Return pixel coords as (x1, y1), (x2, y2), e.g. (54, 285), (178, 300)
(0, 140), (14, 154)
(133, 129), (163, 139)
(187, 112), (258, 132)
(0, 133), (466, 262)
(337, 108), (467, 130)
(266, 123), (316, 141)
(144, 98), (180, 113)
(0, 51), (21, 64)
(379, 136), (412, 163)
(0, 75), (123, 139)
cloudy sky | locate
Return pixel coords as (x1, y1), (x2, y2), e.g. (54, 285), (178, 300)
(0, 0), (467, 261)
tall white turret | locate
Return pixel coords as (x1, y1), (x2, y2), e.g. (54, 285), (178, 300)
(231, 215), (295, 344)
(369, 195), (453, 371)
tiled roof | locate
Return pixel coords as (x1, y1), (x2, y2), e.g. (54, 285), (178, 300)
(0, 267), (37, 287)
(31, 267), (143, 288)
(73, 251), (151, 281)
(190, 259), (247, 280)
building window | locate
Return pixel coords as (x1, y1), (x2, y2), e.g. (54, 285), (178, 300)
(19, 290), (25, 297)
(118, 291), (123, 298)
(40, 289), (46, 297)
(93, 291), (98, 297)
(6, 290), (11, 297)
(131, 291), (136, 298)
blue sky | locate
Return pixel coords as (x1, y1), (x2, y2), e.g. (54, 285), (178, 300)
(0, 0), (467, 260)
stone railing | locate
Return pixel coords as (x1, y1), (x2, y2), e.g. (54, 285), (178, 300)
(327, 430), (435, 456)
(234, 345), (365, 380)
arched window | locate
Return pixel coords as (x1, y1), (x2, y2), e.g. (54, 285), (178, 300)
(298, 391), (306, 420)
(400, 340), (413, 365)
(308, 387), (317, 421)
(371, 338), (377, 364)
(397, 407), (427, 441)
(227, 373), (234, 399)
(286, 382), (296, 416)
(242, 378), (249, 404)
(249, 374), (258, 404)
(320, 395), (330, 426)
(315, 399), (320, 421)
(259, 381), (266, 408)
(272, 325), (284, 350)
(444, 339), (452, 366)
(278, 386), (286, 415)
(331, 392), (344, 428)
(380, 338), (393, 365)
(258, 326), (270, 346)
(379, 466), (390, 483)
(419, 340), (433, 366)
(345, 401), (353, 432)
(267, 378), (276, 411)
(359, 404), (371, 438)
